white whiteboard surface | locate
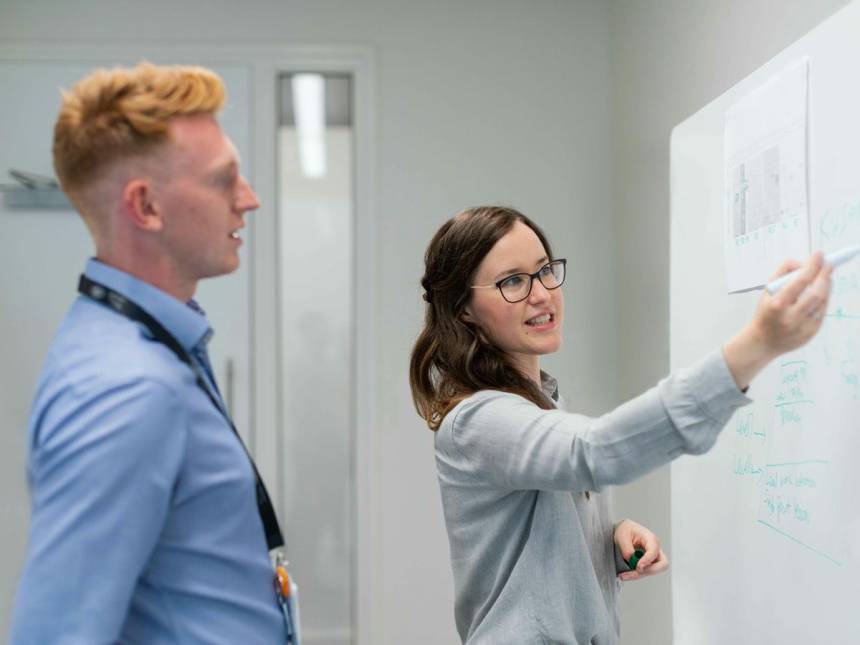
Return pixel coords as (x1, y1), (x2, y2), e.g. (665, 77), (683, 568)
(670, 2), (860, 643)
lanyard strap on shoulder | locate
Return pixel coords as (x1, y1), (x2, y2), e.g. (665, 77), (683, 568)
(78, 274), (286, 552)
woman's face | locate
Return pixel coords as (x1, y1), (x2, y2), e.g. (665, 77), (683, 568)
(465, 220), (564, 378)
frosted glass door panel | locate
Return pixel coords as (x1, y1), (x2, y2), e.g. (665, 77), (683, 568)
(278, 73), (354, 644)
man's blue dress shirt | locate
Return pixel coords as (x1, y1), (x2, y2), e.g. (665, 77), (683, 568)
(11, 260), (285, 644)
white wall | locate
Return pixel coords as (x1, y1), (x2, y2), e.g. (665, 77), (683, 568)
(609, 1), (851, 644)
(0, 2), (615, 643)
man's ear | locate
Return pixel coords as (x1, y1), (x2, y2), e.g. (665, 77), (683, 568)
(120, 179), (163, 232)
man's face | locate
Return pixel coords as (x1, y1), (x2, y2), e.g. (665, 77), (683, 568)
(155, 114), (259, 284)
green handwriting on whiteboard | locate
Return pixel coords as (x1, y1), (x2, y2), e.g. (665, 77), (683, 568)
(756, 520), (842, 566)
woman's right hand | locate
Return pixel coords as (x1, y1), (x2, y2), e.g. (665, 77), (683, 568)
(723, 251), (833, 391)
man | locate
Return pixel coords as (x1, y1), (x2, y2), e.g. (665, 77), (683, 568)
(11, 63), (288, 643)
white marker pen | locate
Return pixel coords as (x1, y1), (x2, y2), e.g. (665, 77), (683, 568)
(765, 245), (860, 294)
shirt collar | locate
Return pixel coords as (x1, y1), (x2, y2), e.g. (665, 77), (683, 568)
(84, 258), (213, 352)
(540, 370), (559, 402)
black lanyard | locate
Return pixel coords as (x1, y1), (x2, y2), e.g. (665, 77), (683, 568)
(78, 274), (286, 553)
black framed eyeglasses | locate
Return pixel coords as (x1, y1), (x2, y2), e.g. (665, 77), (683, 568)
(471, 258), (567, 303)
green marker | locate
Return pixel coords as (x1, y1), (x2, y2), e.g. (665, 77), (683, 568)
(627, 549), (645, 570)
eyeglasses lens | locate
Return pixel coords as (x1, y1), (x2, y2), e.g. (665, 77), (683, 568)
(499, 260), (565, 303)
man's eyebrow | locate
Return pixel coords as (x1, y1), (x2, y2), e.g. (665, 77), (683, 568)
(206, 158), (238, 178)
(492, 255), (548, 281)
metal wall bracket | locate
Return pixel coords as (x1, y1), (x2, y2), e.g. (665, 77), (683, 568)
(0, 169), (73, 210)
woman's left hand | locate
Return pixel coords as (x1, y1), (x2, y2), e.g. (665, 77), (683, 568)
(614, 519), (669, 581)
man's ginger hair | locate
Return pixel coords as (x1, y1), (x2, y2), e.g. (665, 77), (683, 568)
(52, 61), (226, 194)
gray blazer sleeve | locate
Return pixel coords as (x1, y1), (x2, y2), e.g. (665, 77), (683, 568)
(443, 350), (751, 492)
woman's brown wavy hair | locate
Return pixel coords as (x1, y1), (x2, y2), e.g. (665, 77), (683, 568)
(409, 206), (556, 430)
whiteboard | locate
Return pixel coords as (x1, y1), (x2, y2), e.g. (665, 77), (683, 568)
(670, 2), (860, 643)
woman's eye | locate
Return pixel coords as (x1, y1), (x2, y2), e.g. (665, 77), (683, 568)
(539, 265), (552, 277)
(504, 275), (525, 288)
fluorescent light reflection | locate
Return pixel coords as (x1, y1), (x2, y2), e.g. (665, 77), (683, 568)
(291, 73), (327, 178)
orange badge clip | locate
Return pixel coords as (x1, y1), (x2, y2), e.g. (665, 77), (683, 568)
(275, 565), (291, 599)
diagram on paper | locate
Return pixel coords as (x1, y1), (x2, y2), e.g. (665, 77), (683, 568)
(724, 58), (810, 293)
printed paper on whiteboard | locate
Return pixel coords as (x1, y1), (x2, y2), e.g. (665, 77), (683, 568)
(724, 58), (810, 293)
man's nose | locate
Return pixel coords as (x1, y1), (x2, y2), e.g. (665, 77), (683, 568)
(237, 176), (260, 212)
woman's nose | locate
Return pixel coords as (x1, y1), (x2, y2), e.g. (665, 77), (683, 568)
(527, 277), (551, 303)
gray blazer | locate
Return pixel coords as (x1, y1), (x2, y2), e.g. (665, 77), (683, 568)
(435, 351), (750, 644)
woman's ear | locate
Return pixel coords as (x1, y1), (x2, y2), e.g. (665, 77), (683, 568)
(461, 307), (475, 324)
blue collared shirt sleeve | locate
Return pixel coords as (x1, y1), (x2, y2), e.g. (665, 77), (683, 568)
(12, 375), (187, 644)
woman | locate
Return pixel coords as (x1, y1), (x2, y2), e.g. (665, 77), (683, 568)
(409, 206), (831, 644)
